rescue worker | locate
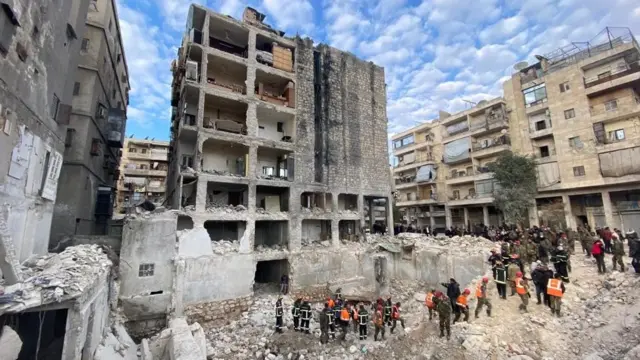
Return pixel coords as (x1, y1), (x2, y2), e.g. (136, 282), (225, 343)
(454, 288), (471, 323)
(436, 293), (452, 340)
(531, 262), (547, 305)
(275, 296), (284, 333)
(488, 249), (501, 279)
(357, 304), (369, 340)
(547, 273), (566, 317)
(507, 257), (519, 296)
(390, 302), (405, 333)
(539, 235), (552, 264)
(627, 229), (640, 273)
(333, 298), (343, 324)
(441, 278), (461, 316)
(373, 305), (385, 341)
(327, 301), (336, 339)
(612, 233), (626, 272)
(425, 288), (436, 320)
(515, 272), (529, 312)
(319, 303), (330, 344)
(494, 260), (507, 299)
(383, 296), (393, 326)
(592, 238), (606, 274)
(339, 304), (350, 340)
(474, 277), (492, 318)
(327, 297), (335, 309)
(351, 302), (359, 332)
(292, 298), (302, 331)
(552, 245), (570, 282)
(300, 298), (312, 334)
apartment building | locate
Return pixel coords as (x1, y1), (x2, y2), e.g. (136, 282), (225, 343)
(116, 138), (170, 213)
(505, 27), (640, 231)
(392, 98), (509, 231)
(394, 27), (640, 232)
(51, 0), (130, 244)
(0, 0), (91, 279)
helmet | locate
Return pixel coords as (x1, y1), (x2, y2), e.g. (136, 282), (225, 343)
(516, 271), (523, 277)
(434, 291), (443, 298)
(482, 276), (489, 283)
(463, 288), (471, 295)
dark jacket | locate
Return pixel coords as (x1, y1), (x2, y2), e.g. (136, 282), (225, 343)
(531, 268), (546, 287)
(441, 281), (461, 301)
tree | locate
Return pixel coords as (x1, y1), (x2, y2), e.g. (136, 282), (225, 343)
(487, 153), (538, 227)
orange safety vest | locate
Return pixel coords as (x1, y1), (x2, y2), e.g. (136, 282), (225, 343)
(340, 308), (350, 321)
(456, 294), (468, 308)
(425, 292), (434, 308)
(328, 299), (335, 308)
(546, 278), (563, 297)
(392, 305), (400, 319)
(515, 278), (527, 295)
(375, 310), (383, 326)
(475, 283), (485, 298)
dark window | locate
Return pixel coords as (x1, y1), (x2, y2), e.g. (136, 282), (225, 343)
(65, 129), (75, 147)
(564, 108), (575, 119)
(138, 263), (155, 277)
(117, 53), (121, 63)
(559, 82), (570, 92)
(540, 146), (550, 158)
(81, 38), (89, 51)
(128, 147), (136, 153)
(277, 122), (284, 132)
(73, 82), (81, 95)
(573, 166), (585, 177)
(90, 138), (101, 156)
(141, 149), (147, 154)
(535, 120), (546, 131)
(50, 94), (60, 119)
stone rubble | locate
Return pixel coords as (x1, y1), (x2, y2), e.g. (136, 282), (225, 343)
(211, 240), (240, 254)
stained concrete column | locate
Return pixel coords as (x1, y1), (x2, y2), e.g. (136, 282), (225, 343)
(247, 145), (258, 179)
(528, 203), (539, 228)
(0, 219), (22, 284)
(429, 205), (436, 229)
(445, 205), (452, 228)
(483, 206), (490, 226)
(246, 30), (257, 101)
(358, 194), (365, 229)
(331, 220), (340, 247)
(562, 195), (576, 230)
(463, 208), (469, 230)
(367, 198), (374, 232)
(195, 178), (207, 212)
(601, 191), (615, 228)
(385, 198), (394, 235)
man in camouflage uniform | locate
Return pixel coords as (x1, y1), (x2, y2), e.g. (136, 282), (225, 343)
(436, 294), (452, 340)
(578, 225), (590, 256)
(612, 234), (626, 272)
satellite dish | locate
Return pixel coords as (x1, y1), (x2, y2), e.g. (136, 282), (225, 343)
(513, 61), (529, 71)
(477, 100), (488, 106)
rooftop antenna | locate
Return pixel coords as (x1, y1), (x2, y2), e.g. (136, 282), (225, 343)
(513, 61), (529, 72)
(462, 99), (477, 108)
(145, 136), (149, 140)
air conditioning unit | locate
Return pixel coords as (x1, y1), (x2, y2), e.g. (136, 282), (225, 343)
(186, 60), (198, 81)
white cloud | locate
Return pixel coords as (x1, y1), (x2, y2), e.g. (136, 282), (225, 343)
(435, 81), (466, 95)
(263, 0), (315, 32)
(479, 16), (526, 43)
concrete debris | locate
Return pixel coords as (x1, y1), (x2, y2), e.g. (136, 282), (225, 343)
(255, 244), (288, 253)
(0, 326), (22, 360)
(94, 325), (138, 360)
(256, 208), (289, 217)
(206, 204), (247, 212)
(300, 238), (332, 247)
(211, 240), (240, 254)
(202, 169), (244, 178)
(300, 207), (330, 214)
(0, 244), (111, 314)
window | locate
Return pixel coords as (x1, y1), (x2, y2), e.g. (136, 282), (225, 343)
(605, 100), (618, 112)
(263, 166), (275, 176)
(452, 190), (460, 200)
(128, 147), (137, 153)
(539, 146), (550, 158)
(184, 114), (196, 126)
(523, 84), (547, 106)
(393, 135), (414, 149)
(117, 53), (121, 63)
(50, 94), (60, 119)
(564, 108), (575, 119)
(181, 155), (194, 168)
(559, 82), (570, 92)
(65, 129), (75, 147)
(608, 129), (625, 142)
(121, 74), (127, 83)
(598, 71), (611, 79)
(139, 164), (148, 170)
(90, 138), (101, 156)
(109, 19), (113, 32)
(96, 103), (107, 119)
(141, 149), (147, 154)
(81, 38), (89, 51)
(112, 88), (116, 99)
(73, 82), (81, 95)
(468, 188), (476, 197)
(138, 263), (155, 277)
(535, 120), (547, 131)
(277, 122), (284, 132)
(0, 3), (19, 55)
(569, 136), (582, 149)
(573, 166), (585, 177)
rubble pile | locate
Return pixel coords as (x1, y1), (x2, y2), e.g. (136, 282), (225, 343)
(300, 238), (332, 247)
(255, 244), (289, 253)
(256, 208), (289, 217)
(301, 207), (330, 215)
(0, 244), (111, 314)
(211, 240), (240, 254)
(206, 204), (247, 212)
(201, 169), (245, 178)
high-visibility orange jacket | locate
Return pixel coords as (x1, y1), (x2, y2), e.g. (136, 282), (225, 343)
(546, 278), (563, 297)
(328, 299), (335, 308)
(392, 305), (400, 319)
(456, 294), (468, 308)
(475, 283), (486, 298)
(425, 292), (435, 308)
(516, 278), (527, 295)
(340, 308), (350, 321)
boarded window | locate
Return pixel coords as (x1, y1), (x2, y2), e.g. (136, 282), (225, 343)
(559, 82), (570, 92)
(573, 166), (585, 177)
(564, 108), (575, 119)
(73, 82), (80, 95)
(138, 263), (155, 277)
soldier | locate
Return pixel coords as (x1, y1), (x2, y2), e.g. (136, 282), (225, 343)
(626, 229), (640, 273)
(300, 298), (312, 334)
(436, 293), (452, 340)
(373, 305), (385, 341)
(515, 272), (529, 312)
(275, 296), (284, 333)
(357, 304), (369, 340)
(578, 226), (590, 256)
(507, 257), (519, 296)
(319, 303), (330, 344)
(539, 235), (552, 264)
(454, 289), (471, 323)
(566, 228), (577, 254)
(612, 233), (626, 272)
(494, 260), (507, 299)
(475, 277), (492, 318)
(292, 298), (302, 331)
(547, 273), (566, 317)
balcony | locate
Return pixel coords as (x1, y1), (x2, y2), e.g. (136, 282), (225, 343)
(123, 168), (168, 177)
(445, 172), (475, 185)
(150, 149), (168, 161)
(530, 126), (553, 139)
(396, 194), (438, 207)
(256, 33), (294, 74)
(447, 194), (494, 206)
(525, 98), (549, 115)
(471, 135), (511, 158)
(255, 69), (295, 109)
(203, 94), (248, 136)
(208, 19), (249, 59)
(394, 153), (435, 172)
(584, 61), (640, 95)
(443, 121), (470, 138)
(206, 54), (248, 95)
(589, 94), (640, 123)
(395, 176), (416, 189)
(534, 148), (557, 164)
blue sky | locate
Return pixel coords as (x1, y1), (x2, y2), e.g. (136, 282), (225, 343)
(117, 0), (640, 141)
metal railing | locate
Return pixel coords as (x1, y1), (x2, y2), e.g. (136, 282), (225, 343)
(589, 94), (640, 117)
(471, 135), (511, 151)
(584, 61), (640, 88)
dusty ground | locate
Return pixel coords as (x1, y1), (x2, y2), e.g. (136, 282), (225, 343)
(203, 250), (640, 360)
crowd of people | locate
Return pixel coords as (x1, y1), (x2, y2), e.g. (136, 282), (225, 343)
(273, 224), (639, 344)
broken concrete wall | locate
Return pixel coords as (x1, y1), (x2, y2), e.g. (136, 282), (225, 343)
(120, 215), (177, 322)
(168, 318), (206, 360)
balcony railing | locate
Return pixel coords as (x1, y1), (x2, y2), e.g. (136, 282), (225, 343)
(589, 94), (640, 117)
(395, 177), (416, 185)
(445, 172), (475, 180)
(584, 61), (640, 88)
(472, 135), (511, 151)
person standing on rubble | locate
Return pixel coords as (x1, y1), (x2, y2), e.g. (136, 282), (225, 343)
(531, 262), (548, 305)
(383, 296), (393, 326)
(351, 302), (359, 332)
(280, 274), (289, 295)
(474, 277), (492, 318)
(612, 233), (626, 272)
(626, 229), (640, 273)
(373, 305), (386, 341)
(454, 289), (471, 323)
(275, 296), (284, 333)
(436, 293), (452, 340)
(390, 302), (405, 333)
(488, 249), (501, 279)
(357, 304), (369, 340)
(494, 260), (508, 299)
(551, 245), (570, 282)
(547, 273), (566, 317)
(425, 288), (437, 320)
(592, 238), (607, 274)
(299, 297), (312, 334)
(441, 278), (461, 316)
(339, 303), (350, 340)
(515, 272), (530, 312)
(319, 303), (330, 344)
(578, 225), (590, 256)
(327, 301), (336, 339)
(507, 257), (519, 296)
(292, 298), (302, 331)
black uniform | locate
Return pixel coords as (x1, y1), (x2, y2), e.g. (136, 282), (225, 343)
(494, 263), (507, 299)
(383, 299), (392, 326)
(292, 299), (301, 331)
(319, 307), (330, 344)
(327, 306), (336, 338)
(275, 298), (284, 333)
(358, 308), (369, 340)
(552, 249), (569, 282)
(441, 280), (461, 314)
(300, 301), (312, 334)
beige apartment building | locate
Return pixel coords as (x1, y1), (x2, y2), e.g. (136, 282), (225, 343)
(116, 138), (170, 213)
(393, 27), (640, 232)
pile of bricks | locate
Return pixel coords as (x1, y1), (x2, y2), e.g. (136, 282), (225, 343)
(184, 296), (253, 325)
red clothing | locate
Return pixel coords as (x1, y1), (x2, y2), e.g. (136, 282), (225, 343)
(592, 242), (603, 255)
(602, 230), (612, 242)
